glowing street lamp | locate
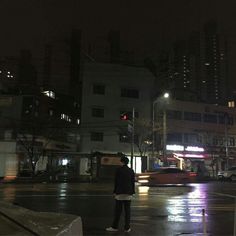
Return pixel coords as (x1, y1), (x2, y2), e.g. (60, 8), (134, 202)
(163, 92), (169, 98)
(152, 92), (170, 166)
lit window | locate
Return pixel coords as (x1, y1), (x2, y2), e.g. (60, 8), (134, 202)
(77, 119), (80, 125)
(42, 90), (55, 99)
(49, 109), (54, 116)
(61, 113), (71, 122)
(119, 133), (129, 143)
(62, 159), (68, 166)
(228, 101), (235, 108)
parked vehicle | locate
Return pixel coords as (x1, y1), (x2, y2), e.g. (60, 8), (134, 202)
(136, 167), (196, 185)
(217, 167), (236, 181)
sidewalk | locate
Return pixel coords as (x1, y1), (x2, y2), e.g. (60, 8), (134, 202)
(0, 215), (32, 235)
(0, 201), (83, 236)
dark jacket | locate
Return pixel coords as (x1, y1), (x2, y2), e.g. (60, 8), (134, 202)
(113, 165), (135, 195)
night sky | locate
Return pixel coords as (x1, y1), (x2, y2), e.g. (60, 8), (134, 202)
(1, 0), (236, 81)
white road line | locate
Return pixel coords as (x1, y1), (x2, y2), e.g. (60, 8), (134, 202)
(212, 192), (236, 198)
(2, 194), (113, 197)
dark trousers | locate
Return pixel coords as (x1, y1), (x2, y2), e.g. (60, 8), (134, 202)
(112, 200), (131, 230)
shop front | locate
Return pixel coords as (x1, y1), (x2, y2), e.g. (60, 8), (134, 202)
(163, 144), (211, 177)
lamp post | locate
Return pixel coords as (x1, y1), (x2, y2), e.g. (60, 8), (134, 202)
(131, 107), (135, 170)
(152, 92), (169, 167)
(224, 112), (229, 169)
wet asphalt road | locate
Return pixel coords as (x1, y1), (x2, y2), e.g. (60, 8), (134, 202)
(0, 181), (235, 236)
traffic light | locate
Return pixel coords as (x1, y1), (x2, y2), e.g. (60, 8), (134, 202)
(120, 113), (129, 120)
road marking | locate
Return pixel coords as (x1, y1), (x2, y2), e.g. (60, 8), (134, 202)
(1, 194), (113, 198)
(212, 192), (236, 198)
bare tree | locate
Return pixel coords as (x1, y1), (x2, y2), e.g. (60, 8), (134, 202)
(15, 116), (75, 175)
(133, 118), (153, 158)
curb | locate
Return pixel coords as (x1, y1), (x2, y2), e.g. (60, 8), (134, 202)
(0, 201), (83, 236)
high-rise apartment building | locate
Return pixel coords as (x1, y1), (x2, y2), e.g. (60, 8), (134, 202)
(203, 20), (228, 105)
(157, 20), (229, 105)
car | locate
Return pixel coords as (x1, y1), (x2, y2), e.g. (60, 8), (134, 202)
(217, 167), (236, 181)
(136, 167), (196, 185)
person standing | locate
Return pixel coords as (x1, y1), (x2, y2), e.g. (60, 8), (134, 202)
(106, 156), (135, 233)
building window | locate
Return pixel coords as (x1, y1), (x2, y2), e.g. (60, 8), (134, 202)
(184, 112), (201, 122)
(228, 101), (235, 108)
(121, 88), (139, 99)
(61, 113), (71, 122)
(93, 84), (105, 95)
(213, 136), (225, 146)
(229, 137), (235, 147)
(218, 114), (234, 125)
(92, 108), (104, 118)
(184, 133), (198, 144)
(203, 114), (217, 123)
(90, 132), (103, 142)
(119, 133), (129, 143)
(49, 109), (54, 116)
(167, 110), (182, 120)
(43, 90), (55, 99)
(167, 133), (182, 143)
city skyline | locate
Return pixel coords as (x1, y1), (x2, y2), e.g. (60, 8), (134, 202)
(0, 0), (235, 55)
(1, 0), (236, 92)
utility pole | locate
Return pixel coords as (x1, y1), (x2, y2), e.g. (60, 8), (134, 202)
(131, 107), (135, 171)
(224, 112), (229, 169)
(152, 92), (169, 167)
(152, 102), (155, 159)
(163, 108), (167, 166)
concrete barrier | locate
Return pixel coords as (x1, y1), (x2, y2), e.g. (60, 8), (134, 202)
(0, 201), (83, 236)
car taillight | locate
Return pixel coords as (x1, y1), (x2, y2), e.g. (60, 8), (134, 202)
(189, 172), (197, 177)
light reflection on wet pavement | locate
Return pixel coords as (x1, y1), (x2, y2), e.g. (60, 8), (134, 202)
(167, 184), (208, 223)
(0, 182), (235, 235)
(133, 183), (235, 235)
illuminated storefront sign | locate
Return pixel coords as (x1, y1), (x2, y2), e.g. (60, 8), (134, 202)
(166, 144), (204, 152)
(173, 153), (205, 158)
(185, 146), (204, 152)
(166, 145), (184, 151)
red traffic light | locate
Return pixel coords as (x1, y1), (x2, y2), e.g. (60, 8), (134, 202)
(120, 113), (129, 120)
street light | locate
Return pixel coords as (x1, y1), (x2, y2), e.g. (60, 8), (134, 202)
(163, 92), (169, 98)
(131, 107), (135, 170)
(224, 112), (229, 169)
(152, 92), (170, 167)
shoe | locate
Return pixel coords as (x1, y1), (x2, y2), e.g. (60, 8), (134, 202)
(124, 228), (131, 233)
(106, 227), (118, 232)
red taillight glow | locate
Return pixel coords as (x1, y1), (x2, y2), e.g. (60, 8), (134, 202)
(189, 172), (197, 177)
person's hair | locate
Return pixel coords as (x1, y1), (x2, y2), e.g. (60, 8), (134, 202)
(120, 156), (129, 165)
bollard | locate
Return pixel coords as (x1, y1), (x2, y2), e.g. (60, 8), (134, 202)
(234, 198), (236, 236)
(202, 209), (207, 236)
